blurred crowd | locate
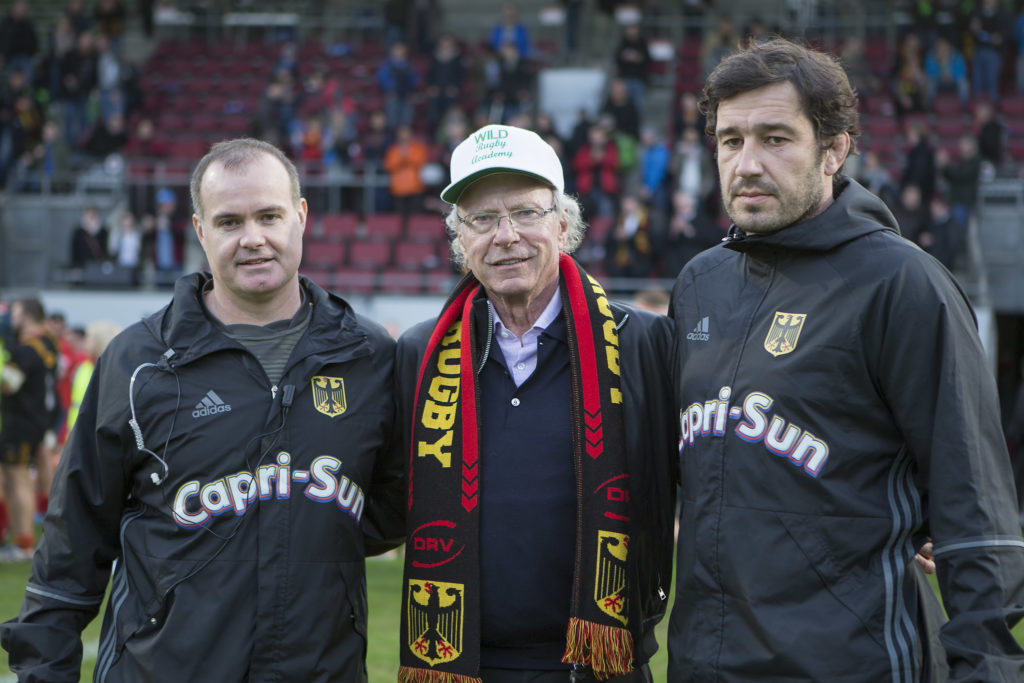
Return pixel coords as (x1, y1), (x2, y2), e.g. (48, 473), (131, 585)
(4, 2), (1024, 280)
(0, 297), (119, 560)
(0, 0), (141, 191)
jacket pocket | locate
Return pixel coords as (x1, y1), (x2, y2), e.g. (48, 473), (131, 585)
(774, 510), (901, 649)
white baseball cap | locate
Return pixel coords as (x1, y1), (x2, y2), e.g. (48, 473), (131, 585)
(441, 124), (564, 204)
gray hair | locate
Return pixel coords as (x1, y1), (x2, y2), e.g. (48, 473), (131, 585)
(190, 138), (302, 221)
(444, 191), (586, 269)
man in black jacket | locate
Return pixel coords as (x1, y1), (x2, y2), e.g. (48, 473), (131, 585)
(669, 37), (1024, 681)
(1, 138), (404, 681)
(396, 124), (677, 682)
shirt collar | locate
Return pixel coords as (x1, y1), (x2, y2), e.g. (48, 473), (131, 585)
(490, 286), (563, 341)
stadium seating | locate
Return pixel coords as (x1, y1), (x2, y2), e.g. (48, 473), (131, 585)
(319, 213), (361, 241)
(586, 215), (615, 243)
(406, 212), (445, 240)
(348, 240), (392, 269)
(379, 269), (427, 294)
(425, 269), (458, 294)
(303, 240), (346, 269)
(119, 27), (1019, 296)
(394, 241), (442, 270)
(362, 213), (404, 240)
(334, 267), (378, 294)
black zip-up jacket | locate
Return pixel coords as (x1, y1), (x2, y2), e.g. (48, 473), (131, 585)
(1, 274), (405, 682)
(1, 332), (58, 445)
(395, 290), (678, 669)
(668, 177), (1024, 681)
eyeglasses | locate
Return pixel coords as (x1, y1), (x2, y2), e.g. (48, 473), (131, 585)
(456, 205), (556, 234)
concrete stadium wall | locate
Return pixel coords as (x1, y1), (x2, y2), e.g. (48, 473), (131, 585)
(1, 194), (121, 290)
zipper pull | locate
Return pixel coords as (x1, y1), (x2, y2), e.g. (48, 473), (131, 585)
(658, 585), (667, 600)
(271, 385), (278, 400)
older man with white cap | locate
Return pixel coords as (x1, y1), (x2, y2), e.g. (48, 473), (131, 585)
(395, 124), (678, 682)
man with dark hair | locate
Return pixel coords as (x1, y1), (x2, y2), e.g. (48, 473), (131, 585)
(396, 124), (677, 681)
(1, 138), (405, 680)
(668, 37), (1024, 680)
(0, 298), (57, 562)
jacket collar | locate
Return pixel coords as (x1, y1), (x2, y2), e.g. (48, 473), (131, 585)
(723, 176), (899, 254)
(143, 273), (370, 368)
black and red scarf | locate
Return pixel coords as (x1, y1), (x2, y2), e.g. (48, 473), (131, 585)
(400, 254), (633, 682)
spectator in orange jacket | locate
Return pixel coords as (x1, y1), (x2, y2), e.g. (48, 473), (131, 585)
(383, 124), (429, 222)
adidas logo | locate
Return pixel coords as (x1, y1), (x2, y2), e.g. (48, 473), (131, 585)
(686, 316), (711, 342)
(192, 390), (232, 418)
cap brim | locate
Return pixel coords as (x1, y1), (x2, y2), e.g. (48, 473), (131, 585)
(441, 168), (557, 204)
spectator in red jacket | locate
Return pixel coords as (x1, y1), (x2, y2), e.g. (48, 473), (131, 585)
(572, 122), (619, 219)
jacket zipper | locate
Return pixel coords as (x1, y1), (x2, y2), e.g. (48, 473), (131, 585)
(477, 301), (494, 374)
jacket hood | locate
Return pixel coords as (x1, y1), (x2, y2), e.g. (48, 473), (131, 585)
(723, 177), (899, 253)
(141, 273), (366, 365)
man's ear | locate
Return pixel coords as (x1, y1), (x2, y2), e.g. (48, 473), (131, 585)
(193, 214), (204, 241)
(823, 132), (851, 177)
(297, 198), (308, 232)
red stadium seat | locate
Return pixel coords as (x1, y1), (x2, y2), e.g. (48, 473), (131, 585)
(932, 94), (963, 117)
(204, 93), (231, 114)
(379, 269), (424, 294)
(363, 213), (404, 239)
(863, 39), (890, 75)
(861, 96), (895, 117)
(679, 39), (701, 59)
(220, 113), (250, 136)
(334, 267), (378, 294)
(349, 241), (392, 268)
(863, 115), (899, 137)
(1009, 136), (1024, 161)
(159, 111), (187, 130)
(406, 212), (446, 240)
(303, 241), (346, 268)
(320, 213), (362, 240)
(183, 74), (218, 95)
(587, 215), (615, 242)
(901, 112), (930, 132)
(1001, 95), (1024, 118)
(191, 111), (220, 132)
(394, 241), (442, 270)
(933, 118), (966, 139)
(424, 269), (458, 294)
(168, 139), (207, 160)
(300, 269), (334, 290)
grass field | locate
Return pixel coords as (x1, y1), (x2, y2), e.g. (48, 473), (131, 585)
(1, 553), (1020, 681)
